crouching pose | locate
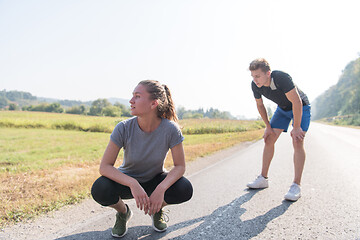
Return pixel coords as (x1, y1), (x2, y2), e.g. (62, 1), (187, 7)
(91, 80), (193, 237)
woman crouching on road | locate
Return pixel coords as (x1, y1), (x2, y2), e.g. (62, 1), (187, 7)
(91, 80), (193, 238)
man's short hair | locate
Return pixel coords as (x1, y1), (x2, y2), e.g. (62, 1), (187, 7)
(249, 58), (271, 73)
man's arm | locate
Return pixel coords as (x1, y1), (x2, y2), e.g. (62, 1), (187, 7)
(255, 97), (275, 142)
(285, 88), (305, 140)
(255, 97), (270, 128)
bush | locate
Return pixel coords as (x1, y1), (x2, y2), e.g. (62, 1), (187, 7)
(66, 105), (86, 115)
(103, 106), (121, 117)
(9, 103), (18, 111)
(23, 103), (64, 113)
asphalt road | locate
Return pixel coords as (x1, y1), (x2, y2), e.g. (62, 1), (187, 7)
(1, 122), (360, 240)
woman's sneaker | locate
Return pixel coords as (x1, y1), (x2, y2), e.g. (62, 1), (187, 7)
(151, 209), (168, 232)
(284, 183), (301, 201)
(111, 204), (133, 238)
(247, 175), (269, 189)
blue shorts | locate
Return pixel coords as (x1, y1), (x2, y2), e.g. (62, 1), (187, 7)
(270, 105), (311, 132)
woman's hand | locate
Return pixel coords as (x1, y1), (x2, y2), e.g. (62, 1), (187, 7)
(148, 187), (165, 215)
(129, 181), (150, 213)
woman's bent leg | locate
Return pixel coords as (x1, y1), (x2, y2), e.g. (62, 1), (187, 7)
(158, 173), (193, 204)
(91, 176), (133, 206)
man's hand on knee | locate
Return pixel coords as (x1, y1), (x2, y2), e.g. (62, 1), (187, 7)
(291, 127), (305, 141)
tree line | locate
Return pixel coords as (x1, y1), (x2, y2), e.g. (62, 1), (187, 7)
(177, 106), (235, 119)
(13, 101), (236, 119)
(20, 99), (133, 117)
(1, 90), (237, 119)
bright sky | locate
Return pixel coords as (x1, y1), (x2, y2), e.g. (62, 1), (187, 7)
(1, 0), (359, 119)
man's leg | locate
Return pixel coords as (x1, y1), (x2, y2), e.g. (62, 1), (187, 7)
(292, 105), (311, 185)
(247, 128), (284, 189)
(292, 132), (306, 185)
(284, 133), (306, 201)
(261, 128), (283, 178)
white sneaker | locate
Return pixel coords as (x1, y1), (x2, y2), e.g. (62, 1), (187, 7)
(284, 183), (301, 201)
(247, 175), (269, 189)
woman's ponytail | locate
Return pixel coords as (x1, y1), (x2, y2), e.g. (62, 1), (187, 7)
(139, 80), (179, 123)
(162, 84), (178, 123)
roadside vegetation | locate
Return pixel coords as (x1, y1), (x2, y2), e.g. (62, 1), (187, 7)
(0, 111), (264, 227)
(0, 111), (125, 133)
(316, 114), (360, 127)
(312, 57), (359, 125)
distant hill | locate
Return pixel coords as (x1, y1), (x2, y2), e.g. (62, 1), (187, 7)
(0, 90), (129, 109)
(38, 97), (130, 108)
(0, 90), (38, 108)
(37, 97), (93, 108)
(312, 57), (360, 120)
(107, 97), (130, 106)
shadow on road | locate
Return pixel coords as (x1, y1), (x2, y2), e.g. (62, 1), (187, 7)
(171, 190), (294, 239)
(56, 189), (293, 240)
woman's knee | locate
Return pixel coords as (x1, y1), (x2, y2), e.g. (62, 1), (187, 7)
(165, 177), (193, 204)
(91, 176), (119, 206)
(177, 177), (193, 202)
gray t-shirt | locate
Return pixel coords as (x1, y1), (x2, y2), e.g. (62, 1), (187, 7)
(110, 117), (184, 183)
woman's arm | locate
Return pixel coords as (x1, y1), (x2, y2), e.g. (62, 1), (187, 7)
(148, 142), (186, 215)
(99, 140), (150, 211)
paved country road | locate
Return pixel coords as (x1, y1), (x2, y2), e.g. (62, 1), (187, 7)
(1, 122), (360, 240)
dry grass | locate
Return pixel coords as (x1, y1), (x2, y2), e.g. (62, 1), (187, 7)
(0, 164), (99, 224)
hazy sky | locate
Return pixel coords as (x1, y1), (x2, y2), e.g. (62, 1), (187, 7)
(1, 0), (359, 118)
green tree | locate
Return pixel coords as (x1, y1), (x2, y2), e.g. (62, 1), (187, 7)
(23, 103), (64, 113)
(176, 106), (236, 119)
(114, 102), (132, 117)
(9, 103), (18, 110)
(45, 103), (64, 113)
(103, 105), (122, 117)
(89, 99), (111, 116)
(67, 105), (87, 115)
(205, 108), (223, 119)
(176, 106), (187, 119)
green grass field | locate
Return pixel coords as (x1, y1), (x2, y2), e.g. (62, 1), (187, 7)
(0, 111), (124, 133)
(0, 111), (264, 227)
(0, 111), (264, 134)
(0, 128), (110, 173)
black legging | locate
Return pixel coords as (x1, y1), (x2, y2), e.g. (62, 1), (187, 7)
(91, 172), (193, 206)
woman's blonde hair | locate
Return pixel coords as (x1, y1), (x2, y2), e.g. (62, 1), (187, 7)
(139, 80), (178, 122)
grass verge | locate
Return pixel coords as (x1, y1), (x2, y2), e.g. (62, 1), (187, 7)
(0, 111), (264, 134)
(0, 113), (264, 227)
